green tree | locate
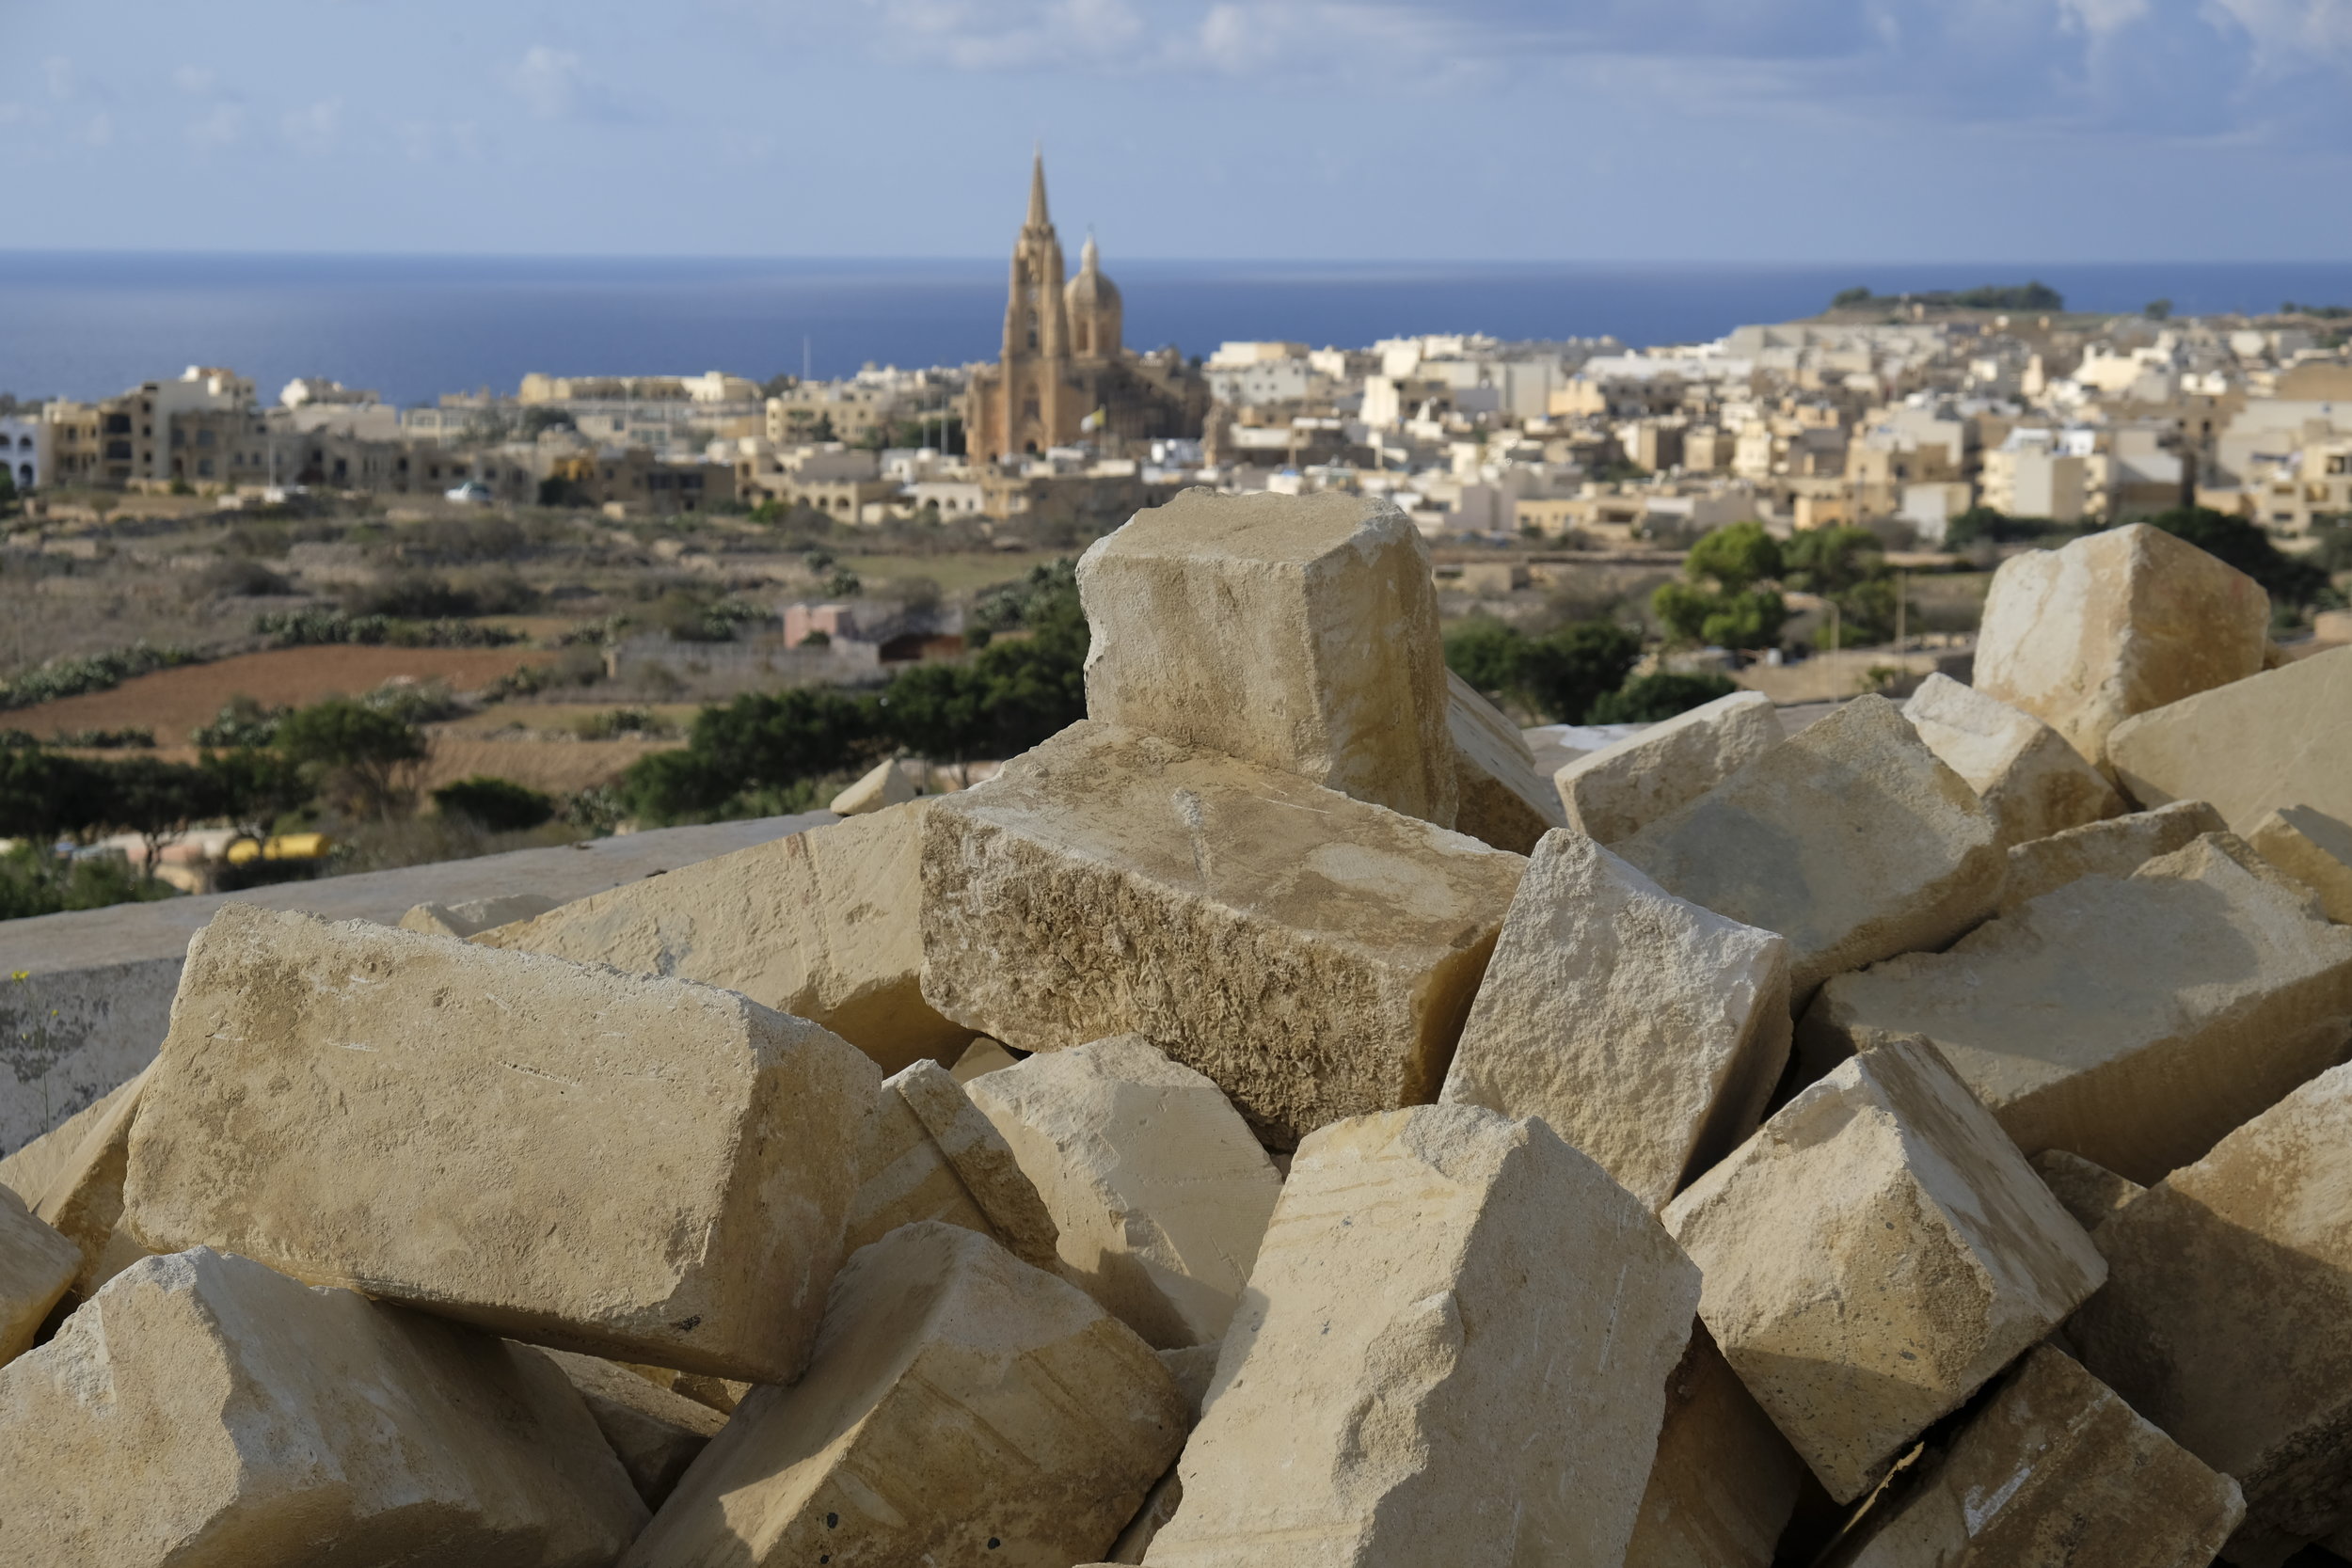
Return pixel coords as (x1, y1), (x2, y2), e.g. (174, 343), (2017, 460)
(1684, 522), (1783, 592)
(1654, 523), (1791, 653)
(0, 748), (102, 841)
(200, 746), (312, 840)
(880, 663), (991, 776)
(2144, 508), (2329, 609)
(432, 776), (556, 832)
(1441, 617), (1528, 702)
(1589, 671), (1740, 723)
(1518, 623), (1643, 724)
(2144, 298), (2173, 322)
(93, 756), (223, 883)
(620, 687), (879, 823)
(276, 697), (428, 819)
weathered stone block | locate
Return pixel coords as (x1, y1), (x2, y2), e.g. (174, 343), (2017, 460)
(2250, 804), (2352, 923)
(1141, 1105), (1700, 1568)
(1998, 798), (2226, 914)
(2029, 1148), (2144, 1232)
(1901, 673), (2123, 846)
(1439, 830), (1790, 1212)
(841, 1063), (1004, 1259)
(949, 1034), (1020, 1083)
(2072, 1060), (2352, 1565)
(1554, 689), (1784, 846)
(1662, 1037), (2106, 1503)
(479, 801), (966, 1073)
(1974, 522), (2270, 766)
(0, 1248), (646, 1565)
(397, 891), (560, 939)
(0, 1184), (76, 1366)
(1447, 671), (1567, 854)
(1075, 487), (1457, 824)
(125, 904), (880, 1383)
(1800, 832), (2352, 1182)
(828, 754), (916, 815)
(29, 1063), (149, 1298)
(892, 1057), (1062, 1270)
(534, 1345), (725, 1510)
(919, 721), (1524, 1146)
(1618, 695), (2003, 1002)
(620, 1222), (1188, 1568)
(1623, 1323), (1806, 1568)
(2105, 644), (2352, 832)
(965, 1035), (1282, 1349)
(0, 1068), (141, 1208)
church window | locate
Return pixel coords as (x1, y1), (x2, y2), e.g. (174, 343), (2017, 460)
(1026, 312), (1039, 351)
(1075, 324), (1089, 354)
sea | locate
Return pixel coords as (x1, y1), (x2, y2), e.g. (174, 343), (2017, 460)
(3, 253), (2348, 407)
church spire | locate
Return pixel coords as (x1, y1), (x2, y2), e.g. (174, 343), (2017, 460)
(1026, 147), (1051, 231)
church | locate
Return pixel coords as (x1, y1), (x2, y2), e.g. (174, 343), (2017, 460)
(963, 155), (1208, 463)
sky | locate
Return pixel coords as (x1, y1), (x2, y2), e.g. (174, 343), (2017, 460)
(4, 0), (2350, 261)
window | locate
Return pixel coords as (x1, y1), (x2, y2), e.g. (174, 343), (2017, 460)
(104, 439), (132, 460)
(103, 413), (131, 435)
(198, 459), (215, 477)
(197, 429), (215, 448)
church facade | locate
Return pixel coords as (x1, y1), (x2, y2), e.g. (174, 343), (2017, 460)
(963, 155), (1207, 463)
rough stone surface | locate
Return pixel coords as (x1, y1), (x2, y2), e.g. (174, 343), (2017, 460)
(0, 1069), (141, 1208)
(479, 802), (967, 1074)
(829, 755), (918, 816)
(1998, 799), (2227, 914)
(949, 1035), (1020, 1083)
(2030, 1149), (2145, 1232)
(1974, 522), (2271, 767)
(1554, 689), (1785, 847)
(1662, 1037), (2106, 1503)
(1618, 695), (2004, 1003)
(2250, 804), (2352, 923)
(1447, 671), (1568, 854)
(2105, 644), (2352, 833)
(892, 1058), (1062, 1271)
(0, 1248), (647, 1565)
(840, 1063), (1003, 1259)
(535, 1346), (726, 1510)
(1623, 1323), (1806, 1568)
(1900, 673), (2124, 847)
(1820, 1345), (2245, 1568)
(1800, 832), (2352, 1182)
(30, 1063), (150, 1298)
(397, 892), (561, 939)
(965, 1035), (1282, 1349)
(124, 904), (881, 1383)
(1439, 830), (1791, 1212)
(1075, 487), (1457, 825)
(0, 1183), (77, 1365)
(620, 1221), (1188, 1568)
(1141, 1105), (1701, 1568)
(2071, 1060), (2352, 1566)
(919, 721), (1524, 1147)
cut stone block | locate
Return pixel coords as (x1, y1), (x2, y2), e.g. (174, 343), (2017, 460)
(919, 721), (1525, 1147)
(1618, 694), (2003, 1003)
(1900, 673), (2124, 847)
(1624, 1321), (1805, 1568)
(2106, 644), (2352, 832)
(619, 1221), (1188, 1568)
(30, 1063), (150, 1298)
(0, 1248), (646, 1565)
(398, 891), (561, 939)
(2250, 804), (2352, 924)
(841, 1064), (1003, 1259)
(1075, 487), (1457, 824)
(1141, 1104), (1701, 1568)
(124, 904), (880, 1384)
(2030, 1149), (2144, 1232)
(1998, 798), (2226, 914)
(0, 1070), (144, 1208)
(1439, 829), (1790, 1212)
(1662, 1037), (2106, 1503)
(1800, 832), (2352, 1182)
(965, 1035), (1282, 1349)
(829, 754), (917, 816)
(950, 1034), (1021, 1083)
(1974, 522), (2271, 767)
(1447, 670), (1567, 854)
(1103, 1346), (1225, 1564)
(891, 1058), (1061, 1270)
(0, 1184), (77, 1366)
(535, 1345), (726, 1510)
(2071, 1060), (2352, 1565)
(1554, 689), (1784, 847)
(479, 801), (965, 1073)
(1820, 1345), (2244, 1568)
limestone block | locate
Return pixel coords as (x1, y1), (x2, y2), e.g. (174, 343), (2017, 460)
(1821, 1345), (2244, 1568)
(841, 1063), (1003, 1258)
(1974, 522), (2270, 767)
(1900, 673), (2124, 847)
(1439, 830), (1791, 1212)
(1141, 1105), (1701, 1568)
(1662, 1037), (2106, 1503)
(1554, 689), (1784, 846)
(0, 1184), (76, 1365)
(2250, 804), (2352, 923)
(1447, 670), (1567, 854)
(2071, 1061), (2352, 1565)
(0, 1069), (142, 1207)
(2029, 1149), (2144, 1232)
(829, 754), (917, 815)
(891, 1058), (1061, 1270)
(1800, 832), (2352, 1182)
(1075, 488), (1457, 824)
(1998, 798), (2226, 914)
(2106, 644), (2352, 832)
(398, 891), (561, 939)
(479, 801), (965, 1073)
(0, 1249), (646, 1565)
(124, 904), (880, 1384)
(965, 1036), (1282, 1349)
(919, 721), (1525, 1147)
(30, 1062), (150, 1298)
(620, 1222), (1188, 1568)
(535, 1346), (725, 1509)
(950, 1034), (1020, 1083)
(1624, 1323), (1806, 1568)
(1617, 695), (2003, 1003)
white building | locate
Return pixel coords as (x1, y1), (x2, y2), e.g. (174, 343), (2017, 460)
(0, 416), (40, 491)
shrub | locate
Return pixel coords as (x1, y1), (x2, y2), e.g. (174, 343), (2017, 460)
(432, 775), (557, 832)
(0, 642), (201, 711)
(1588, 671), (1740, 723)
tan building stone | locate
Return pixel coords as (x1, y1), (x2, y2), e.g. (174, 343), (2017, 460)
(1663, 1037), (2106, 1503)
(30, 1064), (150, 1298)
(533, 1346), (725, 1510)
(842, 1063), (1007, 1258)
(125, 905), (880, 1384)
(397, 892), (561, 939)
(950, 1035), (1021, 1083)
(828, 755), (917, 815)
(0, 1071), (143, 1208)
(2249, 805), (2352, 922)
(1998, 798), (2226, 914)
(1623, 1323), (1806, 1568)
(1446, 671), (1568, 854)
(892, 1057), (1062, 1271)
(1900, 673), (2123, 847)
(2105, 645), (2352, 833)
(1439, 830), (1790, 1212)
(1553, 689), (1784, 846)
(2029, 1149), (2145, 1232)
(0, 1184), (77, 1365)
(918, 721), (1524, 1147)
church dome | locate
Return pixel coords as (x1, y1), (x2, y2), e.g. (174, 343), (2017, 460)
(1065, 234), (1121, 311)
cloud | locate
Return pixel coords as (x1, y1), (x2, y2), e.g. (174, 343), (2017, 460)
(512, 45), (635, 122)
(281, 99), (343, 156)
(173, 65), (217, 95)
(186, 103), (246, 150)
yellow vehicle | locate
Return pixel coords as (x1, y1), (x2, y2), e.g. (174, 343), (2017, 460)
(223, 832), (334, 866)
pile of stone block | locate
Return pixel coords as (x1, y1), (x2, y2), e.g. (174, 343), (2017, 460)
(1, 505), (2347, 1568)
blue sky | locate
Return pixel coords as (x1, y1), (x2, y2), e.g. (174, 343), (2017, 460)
(4, 0), (2349, 261)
